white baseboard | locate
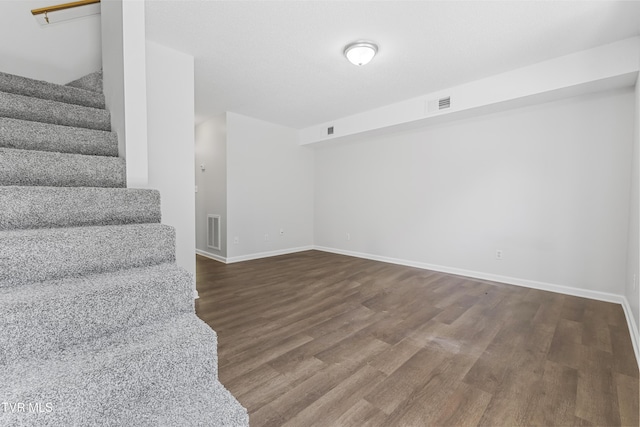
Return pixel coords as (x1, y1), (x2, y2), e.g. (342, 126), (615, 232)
(195, 249), (226, 264)
(226, 246), (314, 264)
(314, 245), (640, 367)
(196, 246), (314, 264)
(621, 297), (640, 368)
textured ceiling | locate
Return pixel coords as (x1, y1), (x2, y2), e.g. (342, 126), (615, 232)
(145, 1), (640, 129)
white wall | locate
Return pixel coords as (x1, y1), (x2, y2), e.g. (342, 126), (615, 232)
(315, 88), (634, 297)
(146, 40), (196, 279)
(627, 73), (640, 340)
(0, 0), (101, 84)
(101, 0), (148, 188)
(100, 0), (124, 159)
(195, 114), (228, 259)
(226, 112), (314, 261)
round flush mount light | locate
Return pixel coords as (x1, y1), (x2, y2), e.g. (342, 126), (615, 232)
(344, 41), (378, 66)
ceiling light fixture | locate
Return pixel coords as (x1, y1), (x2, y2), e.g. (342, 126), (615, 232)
(344, 41), (378, 66)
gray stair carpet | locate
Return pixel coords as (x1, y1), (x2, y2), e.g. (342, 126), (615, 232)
(0, 263), (195, 363)
(0, 117), (118, 156)
(0, 223), (176, 287)
(66, 69), (103, 94)
(0, 147), (125, 188)
(0, 70), (248, 426)
(0, 314), (242, 427)
(0, 71), (105, 109)
(0, 91), (110, 131)
(0, 186), (160, 230)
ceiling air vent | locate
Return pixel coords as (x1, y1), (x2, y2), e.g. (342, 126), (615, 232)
(438, 96), (451, 110)
(427, 96), (452, 113)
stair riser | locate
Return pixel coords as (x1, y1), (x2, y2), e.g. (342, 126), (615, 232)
(0, 117), (118, 157)
(0, 187), (160, 230)
(0, 224), (176, 288)
(0, 148), (125, 188)
(0, 71), (105, 109)
(0, 265), (194, 363)
(0, 92), (110, 131)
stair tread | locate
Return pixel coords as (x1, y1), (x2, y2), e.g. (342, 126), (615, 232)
(0, 71), (105, 109)
(0, 314), (247, 426)
(0, 186), (160, 230)
(0, 263), (194, 363)
(0, 91), (110, 131)
(0, 147), (125, 188)
(0, 223), (175, 287)
(65, 70), (103, 94)
(3, 313), (213, 372)
(0, 116), (118, 156)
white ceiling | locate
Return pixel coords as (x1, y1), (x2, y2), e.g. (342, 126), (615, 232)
(146, 1), (640, 129)
(0, 1), (102, 84)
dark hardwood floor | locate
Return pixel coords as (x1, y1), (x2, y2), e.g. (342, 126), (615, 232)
(195, 251), (639, 427)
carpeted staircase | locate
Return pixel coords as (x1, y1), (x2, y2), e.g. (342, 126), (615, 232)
(0, 71), (248, 426)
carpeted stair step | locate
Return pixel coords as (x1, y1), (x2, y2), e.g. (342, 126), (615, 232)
(0, 71), (105, 109)
(66, 70), (103, 94)
(0, 91), (110, 131)
(0, 117), (118, 156)
(0, 148), (125, 188)
(0, 223), (175, 287)
(0, 314), (248, 426)
(0, 263), (194, 364)
(0, 187), (160, 230)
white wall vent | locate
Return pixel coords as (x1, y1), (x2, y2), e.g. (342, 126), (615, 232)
(207, 214), (221, 250)
(427, 96), (452, 113)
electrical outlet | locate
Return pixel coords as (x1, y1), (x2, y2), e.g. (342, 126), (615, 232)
(280, 228), (284, 236)
(264, 234), (269, 241)
(233, 237), (239, 244)
(347, 233), (351, 241)
(496, 249), (503, 260)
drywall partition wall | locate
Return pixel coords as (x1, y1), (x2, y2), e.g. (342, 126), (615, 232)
(226, 112), (314, 262)
(315, 88), (634, 298)
(101, 0), (148, 188)
(146, 40), (196, 279)
(195, 114), (227, 260)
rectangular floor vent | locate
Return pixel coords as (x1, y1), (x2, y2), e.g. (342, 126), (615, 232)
(207, 214), (221, 250)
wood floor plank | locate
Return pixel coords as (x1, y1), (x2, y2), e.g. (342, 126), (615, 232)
(615, 372), (640, 427)
(368, 337), (422, 375)
(432, 382), (493, 427)
(281, 364), (385, 427)
(525, 360), (578, 427)
(575, 352), (621, 426)
(250, 360), (362, 427)
(610, 323), (640, 378)
(195, 251), (639, 427)
(383, 351), (479, 426)
(363, 346), (449, 415)
(332, 399), (388, 427)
